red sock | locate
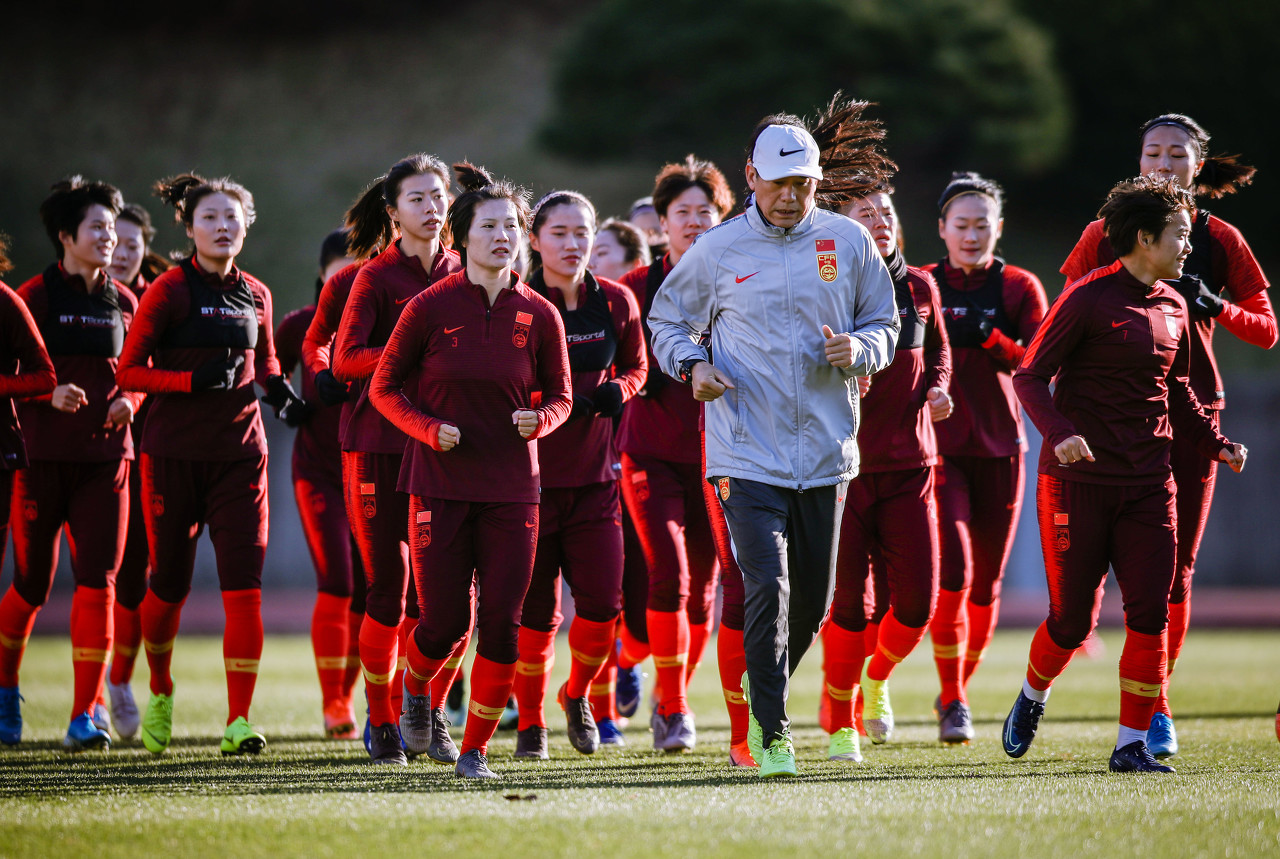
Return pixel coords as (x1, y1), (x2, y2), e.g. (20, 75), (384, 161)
(1160, 599), (1190, 715)
(863, 621), (880, 660)
(223, 589), (263, 724)
(1119, 626), (1166, 730)
(0, 588), (40, 687)
(566, 615), (616, 700)
(1025, 621), (1075, 692)
(109, 601), (142, 686)
(462, 654), (516, 755)
(618, 624), (649, 669)
(930, 588), (967, 705)
(686, 615), (714, 685)
(822, 620), (864, 732)
(429, 628), (471, 707)
(514, 627), (556, 730)
(311, 593), (350, 707)
(867, 609), (927, 682)
(590, 638), (618, 722)
(70, 586), (113, 718)
(140, 590), (185, 696)
(342, 609), (363, 701)
(360, 616), (400, 725)
(964, 596), (1000, 687)
(717, 625), (748, 745)
(403, 629), (448, 698)
(648, 609), (689, 715)
(392, 615), (416, 719)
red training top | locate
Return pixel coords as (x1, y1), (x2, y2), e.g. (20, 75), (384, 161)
(1060, 215), (1274, 410)
(116, 256), (282, 461)
(924, 259), (1047, 458)
(17, 265), (141, 462)
(370, 270), (573, 504)
(303, 262), (362, 443)
(277, 304), (341, 484)
(529, 271), (647, 488)
(1014, 261), (1230, 485)
(0, 281), (57, 471)
(858, 263), (952, 473)
(333, 243), (462, 455)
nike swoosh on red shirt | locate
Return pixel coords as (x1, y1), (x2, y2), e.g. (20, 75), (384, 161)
(735, 272), (760, 283)
(524, 520), (536, 528)
(395, 296), (412, 305)
(444, 326), (464, 334)
(1111, 320), (1128, 328)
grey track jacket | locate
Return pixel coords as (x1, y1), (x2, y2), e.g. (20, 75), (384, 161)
(648, 203), (899, 489)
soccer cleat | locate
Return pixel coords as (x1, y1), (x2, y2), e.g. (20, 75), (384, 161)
(514, 725), (549, 759)
(141, 692), (174, 754)
(92, 703), (112, 735)
(498, 695), (520, 731)
(1109, 740), (1175, 773)
(455, 748), (498, 779)
(368, 722), (408, 766)
(597, 718), (625, 746)
(741, 671), (763, 765)
(445, 677), (467, 728)
(1002, 691), (1045, 759)
(0, 687), (23, 746)
(324, 699), (358, 740)
(220, 716), (266, 756)
(862, 677), (894, 744)
(828, 726), (862, 763)
(616, 661), (643, 718)
(759, 732), (798, 778)
(63, 712), (111, 752)
(660, 712), (696, 753)
(426, 708), (459, 765)
(729, 740), (758, 768)
(399, 688), (433, 756)
(1147, 712), (1178, 758)
(649, 705), (668, 751)
(938, 699), (975, 744)
(108, 680), (140, 739)
(559, 683), (599, 755)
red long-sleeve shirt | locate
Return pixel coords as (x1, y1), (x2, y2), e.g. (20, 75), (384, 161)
(115, 257), (282, 461)
(277, 304), (341, 483)
(0, 281), (56, 471)
(333, 243), (462, 454)
(370, 270), (573, 504)
(531, 273), (647, 487)
(302, 262), (363, 444)
(858, 265), (952, 473)
(1015, 261), (1229, 485)
(17, 266), (141, 462)
(924, 259), (1047, 458)
(616, 255), (701, 464)
(1061, 215), (1273, 410)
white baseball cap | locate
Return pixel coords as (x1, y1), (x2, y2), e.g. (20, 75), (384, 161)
(751, 124), (823, 182)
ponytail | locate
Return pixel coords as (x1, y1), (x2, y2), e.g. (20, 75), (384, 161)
(345, 178), (392, 260)
(1195, 154), (1256, 199)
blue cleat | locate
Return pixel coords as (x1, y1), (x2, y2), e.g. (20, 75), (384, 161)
(1109, 740), (1174, 773)
(597, 718), (625, 746)
(1147, 712), (1178, 758)
(63, 712), (111, 751)
(616, 659), (643, 719)
(1002, 691), (1045, 759)
(0, 687), (22, 746)
(498, 695), (520, 731)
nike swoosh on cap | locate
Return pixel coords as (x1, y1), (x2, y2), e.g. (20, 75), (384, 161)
(779, 147), (804, 156)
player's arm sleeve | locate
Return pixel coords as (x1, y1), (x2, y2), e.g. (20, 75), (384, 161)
(0, 289), (56, 398)
(303, 272), (347, 375)
(1012, 286), (1089, 449)
(608, 283), (648, 400)
(332, 275), (385, 383)
(647, 247), (716, 378)
(531, 307), (574, 439)
(369, 299), (446, 450)
(922, 277), (951, 395)
(1166, 299), (1232, 459)
(115, 277), (194, 394)
(252, 283), (282, 384)
(845, 238), (899, 378)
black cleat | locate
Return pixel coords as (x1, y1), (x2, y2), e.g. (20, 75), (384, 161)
(1109, 741), (1175, 773)
(455, 748), (498, 779)
(369, 722), (408, 766)
(1002, 691), (1045, 758)
(399, 689), (433, 756)
(938, 699), (975, 744)
(426, 708), (458, 764)
(559, 683), (599, 755)
(514, 724), (548, 759)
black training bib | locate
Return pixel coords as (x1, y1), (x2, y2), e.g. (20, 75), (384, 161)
(936, 257), (1015, 348)
(39, 265), (125, 358)
(160, 259), (259, 350)
(532, 271), (618, 373)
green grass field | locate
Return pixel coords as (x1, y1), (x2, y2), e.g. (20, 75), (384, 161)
(1, 629), (1277, 858)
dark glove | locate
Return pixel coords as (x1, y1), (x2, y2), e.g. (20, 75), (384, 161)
(570, 394), (596, 421)
(261, 374), (308, 425)
(590, 381), (624, 418)
(965, 308), (995, 341)
(314, 368), (350, 406)
(637, 368), (670, 399)
(1171, 274), (1225, 318)
(191, 349), (243, 392)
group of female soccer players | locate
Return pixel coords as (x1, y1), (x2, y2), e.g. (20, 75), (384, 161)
(0, 107), (1271, 777)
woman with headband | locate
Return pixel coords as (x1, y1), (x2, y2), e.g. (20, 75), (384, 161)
(1061, 114), (1273, 758)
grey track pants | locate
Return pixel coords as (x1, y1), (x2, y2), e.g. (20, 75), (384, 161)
(711, 475), (847, 746)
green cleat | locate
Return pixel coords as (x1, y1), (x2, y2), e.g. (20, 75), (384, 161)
(828, 726), (863, 763)
(141, 692), (174, 755)
(759, 732), (798, 778)
(862, 677), (894, 744)
(740, 671), (763, 765)
(221, 716), (266, 756)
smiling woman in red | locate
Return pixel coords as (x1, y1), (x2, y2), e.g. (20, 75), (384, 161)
(371, 162), (572, 779)
(1060, 114), (1273, 758)
(116, 172), (303, 757)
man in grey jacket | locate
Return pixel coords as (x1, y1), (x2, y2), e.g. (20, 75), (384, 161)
(648, 118), (899, 777)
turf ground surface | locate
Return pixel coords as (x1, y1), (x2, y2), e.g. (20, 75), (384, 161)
(1, 629), (1276, 858)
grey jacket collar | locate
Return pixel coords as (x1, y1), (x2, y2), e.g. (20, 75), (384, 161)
(746, 201), (819, 239)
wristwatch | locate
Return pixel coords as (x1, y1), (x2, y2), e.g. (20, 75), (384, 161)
(678, 358), (706, 384)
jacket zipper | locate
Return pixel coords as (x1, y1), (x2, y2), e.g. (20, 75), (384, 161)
(783, 231), (805, 490)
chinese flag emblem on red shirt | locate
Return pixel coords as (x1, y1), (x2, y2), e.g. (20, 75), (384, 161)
(514, 310), (533, 349)
(815, 239), (837, 283)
